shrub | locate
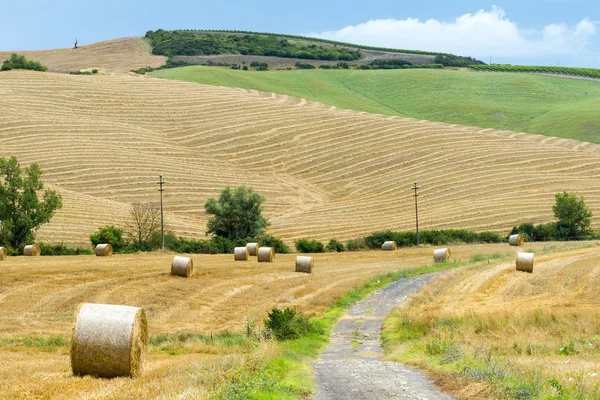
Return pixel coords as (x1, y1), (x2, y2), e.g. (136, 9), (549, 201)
(263, 307), (319, 341)
(1, 53), (47, 72)
(90, 226), (128, 252)
(91, 69), (98, 74)
(294, 238), (325, 253)
(364, 230), (501, 249)
(319, 64), (331, 69)
(346, 238), (367, 251)
(257, 234), (291, 254)
(38, 243), (94, 256)
(295, 61), (315, 69)
(242, 65), (248, 71)
(326, 239), (345, 252)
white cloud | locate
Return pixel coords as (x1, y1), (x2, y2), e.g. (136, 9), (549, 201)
(310, 6), (597, 60)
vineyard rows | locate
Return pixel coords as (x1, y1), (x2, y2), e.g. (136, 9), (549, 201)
(470, 64), (600, 79)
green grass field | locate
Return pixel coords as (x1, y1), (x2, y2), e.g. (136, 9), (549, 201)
(153, 67), (600, 143)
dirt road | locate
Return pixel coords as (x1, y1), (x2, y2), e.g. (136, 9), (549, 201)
(312, 273), (452, 400)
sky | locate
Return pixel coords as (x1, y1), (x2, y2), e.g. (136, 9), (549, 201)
(1, 1), (599, 67)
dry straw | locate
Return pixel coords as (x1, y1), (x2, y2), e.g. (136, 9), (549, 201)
(258, 247), (274, 262)
(95, 244), (113, 257)
(24, 244), (40, 257)
(381, 241), (397, 251)
(0, 247), (6, 261)
(171, 256), (193, 278)
(295, 256), (314, 273)
(516, 252), (534, 273)
(246, 242), (260, 256)
(234, 247), (249, 261)
(433, 248), (451, 263)
(509, 234), (525, 246)
(71, 303), (148, 378)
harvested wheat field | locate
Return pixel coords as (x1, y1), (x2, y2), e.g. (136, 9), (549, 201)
(384, 245), (600, 399)
(0, 242), (573, 399)
(1, 71), (600, 246)
(0, 37), (166, 74)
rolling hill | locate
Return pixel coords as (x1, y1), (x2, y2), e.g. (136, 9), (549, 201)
(2, 70), (600, 246)
(154, 66), (600, 143)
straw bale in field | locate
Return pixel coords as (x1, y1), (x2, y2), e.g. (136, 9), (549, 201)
(95, 244), (113, 257)
(516, 252), (534, 273)
(71, 303), (148, 378)
(295, 256), (313, 273)
(433, 248), (451, 263)
(509, 234), (525, 246)
(171, 256), (193, 277)
(258, 247), (274, 262)
(382, 241), (397, 251)
(246, 242), (260, 256)
(24, 244), (40, 256)
(0, 247), (6, 261)
(234, 247), (249, 261)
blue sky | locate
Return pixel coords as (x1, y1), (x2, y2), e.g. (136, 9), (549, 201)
(1, 1), (598, 67)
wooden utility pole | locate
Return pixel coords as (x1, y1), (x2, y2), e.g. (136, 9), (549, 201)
(411, 182), (421, 246)
(156, 173), (166, 250)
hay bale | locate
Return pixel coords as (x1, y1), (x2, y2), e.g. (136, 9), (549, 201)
(95, 244), (113, 257)
(509, 234), (525, 246)
(257, 247), (274, 262)
(516, 252), (534, 273)
(171, 256), (193, 278)
(382, 241), (397, 251)
(24, 244), (40, 257)
(433, 248), (451, 263)
(234, 247), (249, 261)
(246, 242), (260, 256)
(71, 303), (148, 378)
(295, 256), (313, 273)
(0, 247), (6, 261)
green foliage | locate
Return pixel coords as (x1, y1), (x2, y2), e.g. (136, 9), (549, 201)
(91, 69), (98, 74)
(68, 70), (93, 75)
(435, 54), (483, 67)
(1, 53), (47, 72)
(510, 222), (558, 242)
(364, 230), (501, 249)
(264, 307), (320, 341)
(319, 64), (331, 69)
(470, 63), (600, 79)
(0, 156), (62, 251)
(250, 61), (268, 71)
(145, 30), (363, 61)
(553, 192), (593, 240)
(38, 243), (94, 256)
(258, 234), (291, 254)
(294, 239), (325, 253)
(131, 58), (189, 74)
(154, 67), (600, 144)
(345, 238), (367, 251)
(326, 239), (345, 252)
(558, 341), (577, 356)
(295, 61), (315, 69)
(89, 225), (127, 252)
(204, 186), (270, 241)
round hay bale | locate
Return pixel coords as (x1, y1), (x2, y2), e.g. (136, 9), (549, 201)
(246, 242), (260, 256)
(95, 244), (113, 257)
(257, 247), (274, 262)
(381, 241), (397, 251)
(71, 303), (148, 378)
(234, 247), (249, 261)
(24, 244), (40, 257)
(171, 256), (193, 278)
(433, 248), (451, 263)
(509, 234), (525, 246)
(516, 252), (534, 273)
(0, 247), (6, 261)
(295, 256), (313, 273)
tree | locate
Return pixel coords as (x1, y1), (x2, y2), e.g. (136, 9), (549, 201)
(553, 191), (593, 239)
(1, 53), (47, 72)
(204, 186), (269, 240)
(127, 203), (160, 248)
(90, 226), (127, 252)
(0, 156), (62, 250)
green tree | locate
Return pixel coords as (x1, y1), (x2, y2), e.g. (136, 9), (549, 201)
(1, 53), (47, 72)
(90, 225), (127, 252)
(0, 156), (62, 250)
(204, 186), (269, 240)
(553, 192), (593, 239)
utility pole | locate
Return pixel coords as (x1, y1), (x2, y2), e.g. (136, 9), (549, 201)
(156, 173), (166, 250)
(411, 182), (421, 246)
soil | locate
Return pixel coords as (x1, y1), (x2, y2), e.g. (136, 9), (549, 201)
(312, 272), (453, 400)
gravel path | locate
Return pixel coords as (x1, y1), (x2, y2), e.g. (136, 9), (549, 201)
(312, 273), (453, 400)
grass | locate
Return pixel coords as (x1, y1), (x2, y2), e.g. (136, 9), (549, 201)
(154, 66), (600, 143)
